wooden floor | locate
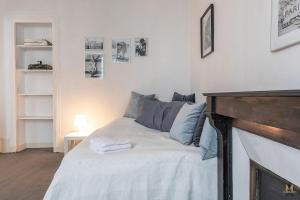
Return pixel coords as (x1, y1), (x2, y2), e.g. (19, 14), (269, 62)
(0, 149), (63, 200)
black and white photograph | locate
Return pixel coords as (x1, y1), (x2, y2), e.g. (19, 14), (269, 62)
(85, 53), (104, 78)
(271, 0), (300, 51)
(200, 4), (214, 58)
(112, 39), (131, 63)
(135, 38), (148, 56)
(278, 0), (300, 36)
(85, 37), (104, 50)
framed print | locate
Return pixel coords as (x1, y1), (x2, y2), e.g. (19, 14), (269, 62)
(112, 39), (131, 63)
(85, 52), (104, 79)
(201, 4), (214, 58)
(271, 0), (300, 51)
(135, 38), (148, 56)
(85, 37), (104, 79)
(85, 37), (104, 51)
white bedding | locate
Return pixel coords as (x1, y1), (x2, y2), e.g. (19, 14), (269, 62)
(44, 118), (217, 200)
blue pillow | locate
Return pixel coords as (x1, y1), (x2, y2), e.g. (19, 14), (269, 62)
(199, 118), (218, 160)
(170, 103), (206, 145)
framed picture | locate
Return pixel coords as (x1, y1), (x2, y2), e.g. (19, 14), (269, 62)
(112, 39), (131, 63)
(85, 52), (104, 79)
(85, 37), (104, 79)
(271, 0), (300, 51)
(135, 38), (148, 56)
(85, 37), (104, 51)
(200, 4), (214, 58)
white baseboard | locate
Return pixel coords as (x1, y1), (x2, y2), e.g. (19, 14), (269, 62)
(2, 146), (17, 153)
(26, 143), (53, 148)
(16, 143), (26, 152)
(0, 139), (3, 153)
(53, 146), (64, 153)
(2, 143), (54, 153)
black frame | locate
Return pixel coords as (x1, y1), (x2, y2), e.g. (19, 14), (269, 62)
(200, 4), (214, 58)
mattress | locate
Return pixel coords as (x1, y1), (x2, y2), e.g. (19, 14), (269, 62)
(44, 117), (217, 200)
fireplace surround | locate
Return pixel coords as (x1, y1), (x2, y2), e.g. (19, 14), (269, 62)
(203, 90), (300, 200)
(250, 161), (300, 200)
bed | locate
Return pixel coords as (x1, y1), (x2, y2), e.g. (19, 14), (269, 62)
(44, 117), (217, 200)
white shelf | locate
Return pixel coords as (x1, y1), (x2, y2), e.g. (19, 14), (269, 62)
(17, 93), (53, 96)
(16, 45), (52, 49)
(17, 69), (53, 73)
(14, 21), (55, 150)
(18, 116), (53, 120)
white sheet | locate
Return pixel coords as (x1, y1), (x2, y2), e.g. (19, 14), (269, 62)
(44, 118), (217, 200)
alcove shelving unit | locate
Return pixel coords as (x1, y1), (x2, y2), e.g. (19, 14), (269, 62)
(13, 21), (56, 151)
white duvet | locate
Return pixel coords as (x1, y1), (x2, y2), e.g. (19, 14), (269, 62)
(44, 118), (217, 200)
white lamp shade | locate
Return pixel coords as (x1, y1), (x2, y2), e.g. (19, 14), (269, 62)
(74, 115), (88, 132)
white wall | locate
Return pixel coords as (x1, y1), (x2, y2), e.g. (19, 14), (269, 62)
(0, 2), (4, 151)
(0, 0), (191, 151)
(189, 1), (300, 199)
(190, 0), (300, 101)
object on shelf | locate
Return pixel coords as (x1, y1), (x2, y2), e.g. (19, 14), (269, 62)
(28, 61), (53, 70)
(24, 39), (52, 46)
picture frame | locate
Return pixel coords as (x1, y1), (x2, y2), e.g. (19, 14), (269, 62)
(271, 0), (300, 51)
(200, 4), (214, 58)
(85, 37), (104, 79)
(85, 52), (104, 79)
(112, 39), (131, 63)
(134, 38), (148, 57)
(85, 37), (104, 51)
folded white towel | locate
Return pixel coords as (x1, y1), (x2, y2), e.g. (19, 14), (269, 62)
(90, 143), (132, 154)
(89, 137), (132, 154)
(90, 137), (130, 148)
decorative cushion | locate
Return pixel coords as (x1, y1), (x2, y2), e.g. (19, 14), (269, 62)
(170, 103), (206, 145)
(135, 99), (161, 129)
(160, 101), (185, 132)
(124, 91), (155, 119)
(172, 92), (196, 103)
(193, 104), (207, 147)
(135, 100), (184, 131)
(199, 118), (218, 160)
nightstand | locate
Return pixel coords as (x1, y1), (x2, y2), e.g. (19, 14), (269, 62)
(64, 132), (89, 155)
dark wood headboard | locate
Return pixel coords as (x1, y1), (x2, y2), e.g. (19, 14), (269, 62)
(203, 90), (300, 200)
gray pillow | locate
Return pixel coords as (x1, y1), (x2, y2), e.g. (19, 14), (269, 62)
(172, 92), (195, 103)
(199, 118), (218, 160)
(193, 104), (207, 147)
(170, 103), (206, 145)
(135, 100), (184, 131)
(124, 92), (155, 119)
(135, 99), (161, 129)
(161, 101), (184, 132)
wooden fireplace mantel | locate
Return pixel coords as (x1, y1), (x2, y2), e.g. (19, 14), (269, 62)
(203, 90), (300, 200)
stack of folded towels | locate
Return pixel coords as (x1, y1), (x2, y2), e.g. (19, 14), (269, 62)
(90, 137), (132, 154)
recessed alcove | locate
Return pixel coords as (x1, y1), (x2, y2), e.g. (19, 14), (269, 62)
(14, 21), (56, 151)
